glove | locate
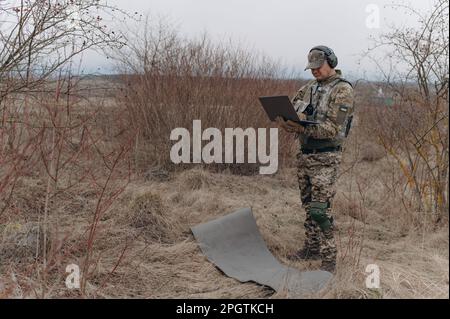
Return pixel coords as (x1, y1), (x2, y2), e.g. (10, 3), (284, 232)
(275, 116), (305, 134)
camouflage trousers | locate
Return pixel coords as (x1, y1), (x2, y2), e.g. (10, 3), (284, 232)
(296, 150), (342, 264)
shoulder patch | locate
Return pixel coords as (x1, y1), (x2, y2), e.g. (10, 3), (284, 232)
(336, 105), (349, 125)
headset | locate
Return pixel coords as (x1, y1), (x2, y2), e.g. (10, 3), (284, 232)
(309, 45), (338, 69)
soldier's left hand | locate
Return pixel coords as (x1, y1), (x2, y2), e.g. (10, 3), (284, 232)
(285, 119), (305, 134)
(276, 117), (305, 133)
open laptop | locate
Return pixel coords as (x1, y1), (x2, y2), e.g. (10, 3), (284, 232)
(258, 96), (319, 126)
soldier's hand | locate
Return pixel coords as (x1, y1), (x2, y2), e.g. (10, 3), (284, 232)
(275, 116), (293, 133)
(286, 120), (305, 133)
(275, 117), (304, 134)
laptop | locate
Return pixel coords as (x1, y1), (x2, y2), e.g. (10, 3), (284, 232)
(258, 96), (319, 126)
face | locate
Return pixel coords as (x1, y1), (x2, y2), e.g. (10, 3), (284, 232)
(311, 61), (334, 81)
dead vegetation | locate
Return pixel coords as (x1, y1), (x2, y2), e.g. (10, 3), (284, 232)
(3, 159), (447, 298)
(0, 1), (448, 299)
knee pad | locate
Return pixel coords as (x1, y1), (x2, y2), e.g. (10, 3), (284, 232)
(308, 201), (332, 231)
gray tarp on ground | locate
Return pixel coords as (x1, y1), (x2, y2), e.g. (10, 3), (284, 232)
(191, 208), (333, 297)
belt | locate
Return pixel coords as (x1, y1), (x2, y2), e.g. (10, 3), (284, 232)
(301, 146), (342, 154)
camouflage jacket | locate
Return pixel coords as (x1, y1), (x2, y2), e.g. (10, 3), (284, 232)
(291, 70), (354, 149)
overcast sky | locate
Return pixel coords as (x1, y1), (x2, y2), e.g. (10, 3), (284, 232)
(83, 0), (437, 80)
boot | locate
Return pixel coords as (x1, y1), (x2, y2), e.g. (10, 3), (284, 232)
(289, 212), (322, 261)
(320, 259), (336, 273)
(288, 246), (321, 261)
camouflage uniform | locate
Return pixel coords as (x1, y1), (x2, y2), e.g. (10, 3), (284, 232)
(290, 70), (354, 272)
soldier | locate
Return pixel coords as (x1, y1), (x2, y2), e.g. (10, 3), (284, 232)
(276, 46), (355, 273)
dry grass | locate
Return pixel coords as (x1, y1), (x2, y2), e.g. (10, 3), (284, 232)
(0, 77), (447, 298)
(1, 152), (447, 299)
(0, 2), (448, 300)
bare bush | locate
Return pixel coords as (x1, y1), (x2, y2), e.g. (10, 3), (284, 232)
(111, 16), (300, 172)
(366, 0), (449, 226)
(0, 1), (136, 297)
(0, 0), (129, 99)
